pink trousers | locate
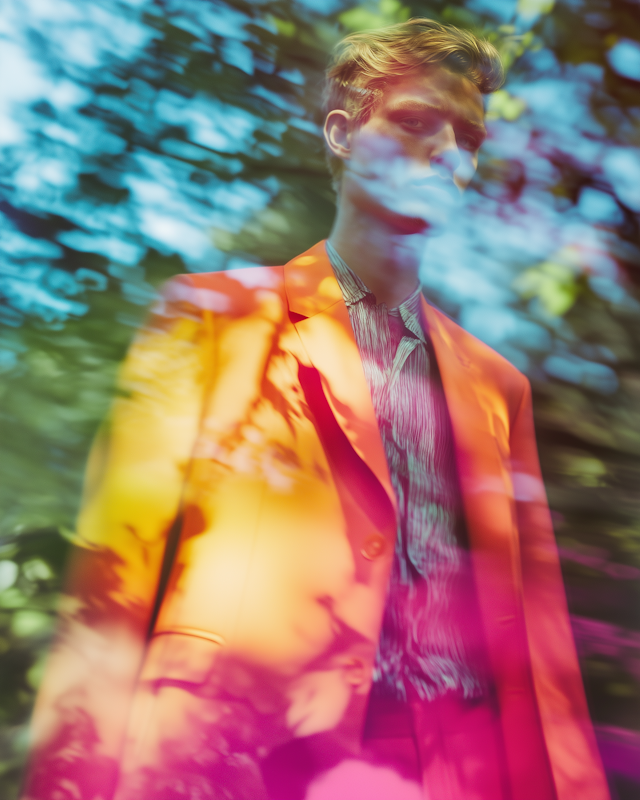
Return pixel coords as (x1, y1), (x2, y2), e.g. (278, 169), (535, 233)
(358, 693), (509, 800)
(262, 692), (510, 799)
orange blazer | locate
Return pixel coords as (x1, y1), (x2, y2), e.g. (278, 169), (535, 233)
(23, 241), (609, 800)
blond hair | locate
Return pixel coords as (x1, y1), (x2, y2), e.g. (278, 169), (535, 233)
(323, 18), (504, 185)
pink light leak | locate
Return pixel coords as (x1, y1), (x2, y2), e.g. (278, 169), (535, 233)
(306, 760), (423, 800)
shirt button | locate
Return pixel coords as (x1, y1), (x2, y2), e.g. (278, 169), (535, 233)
(361, 533), (386, 560)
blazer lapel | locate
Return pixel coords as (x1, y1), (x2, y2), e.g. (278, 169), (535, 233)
(424, 299), (557, 800)
(283, 241), (397, 515)
(423, 298), (526, 646)
(423, 301), (517, 557)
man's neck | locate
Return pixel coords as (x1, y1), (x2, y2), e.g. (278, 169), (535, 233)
(328, 202), (428, 309)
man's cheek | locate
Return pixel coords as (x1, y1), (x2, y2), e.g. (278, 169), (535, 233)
(349, 130), (408, 179)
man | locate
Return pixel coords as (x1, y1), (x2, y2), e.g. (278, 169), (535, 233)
(23, 18), (609, 800)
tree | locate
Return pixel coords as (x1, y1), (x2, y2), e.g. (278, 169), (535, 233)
(0, 0), (638, 796)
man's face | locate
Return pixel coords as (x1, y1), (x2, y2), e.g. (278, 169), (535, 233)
(341, 66), (486, 234)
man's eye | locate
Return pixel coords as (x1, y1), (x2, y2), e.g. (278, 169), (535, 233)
(402, 118), (424, 130)
(458, 134), (479, 151)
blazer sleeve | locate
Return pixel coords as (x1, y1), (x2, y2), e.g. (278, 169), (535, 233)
(21, 275), (212, 800)
(510, 378), (611, 800)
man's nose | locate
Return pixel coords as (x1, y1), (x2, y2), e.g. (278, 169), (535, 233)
(428, 123), (461, 179)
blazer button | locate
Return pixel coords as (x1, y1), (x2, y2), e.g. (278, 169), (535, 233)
(344, 658), (365, 686)
(361, 533), (386, 560)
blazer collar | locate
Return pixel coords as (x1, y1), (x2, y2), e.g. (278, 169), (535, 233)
(283, 240), (397, 514)
(283, 240), (519, 566)
(284, 240), (345, 319)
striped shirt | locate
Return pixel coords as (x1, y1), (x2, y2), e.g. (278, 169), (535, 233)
(326, 240), (484, 702)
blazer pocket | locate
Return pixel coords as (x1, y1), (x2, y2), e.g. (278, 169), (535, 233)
(140, 628), (226, 685)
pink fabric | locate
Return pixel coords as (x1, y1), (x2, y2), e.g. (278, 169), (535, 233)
(306, 759), (422, 800)
(332, 693), (509, 800)
(412, 695), (508, 800)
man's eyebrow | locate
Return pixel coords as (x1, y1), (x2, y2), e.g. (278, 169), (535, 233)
(388, 100), (486, 134)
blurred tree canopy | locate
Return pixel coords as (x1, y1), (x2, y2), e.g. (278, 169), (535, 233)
(0, 0), (639, 796)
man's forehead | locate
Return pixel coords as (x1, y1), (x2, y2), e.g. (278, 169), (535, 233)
(379, 67), (485, 122)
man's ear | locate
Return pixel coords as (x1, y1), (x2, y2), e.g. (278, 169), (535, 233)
(323, 110), (352, 162)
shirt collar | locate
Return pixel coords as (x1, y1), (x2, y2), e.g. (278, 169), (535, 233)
(325, 240), (426, 344)
(326, 239), (369, 306)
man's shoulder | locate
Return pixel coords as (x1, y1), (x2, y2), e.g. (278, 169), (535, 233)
(174, 264), (284, 294)
(160, 265), (286, 316)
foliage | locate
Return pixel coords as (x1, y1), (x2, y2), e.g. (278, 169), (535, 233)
(0, 0), (639, 796)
